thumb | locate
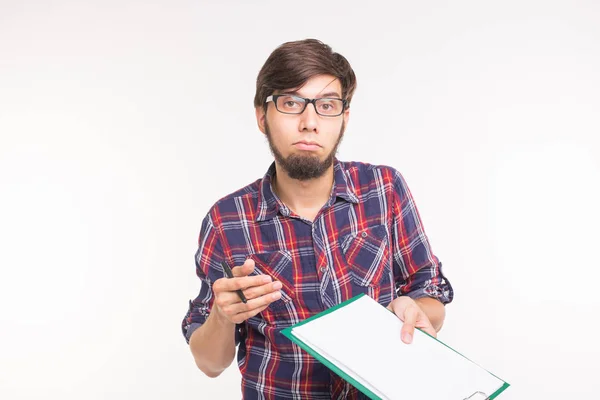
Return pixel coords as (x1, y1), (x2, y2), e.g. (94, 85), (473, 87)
(232, 258), (255, 277)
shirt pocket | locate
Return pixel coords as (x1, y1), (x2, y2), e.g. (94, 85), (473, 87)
(247, 250), (296, 317)
(340, 224), (391, 290)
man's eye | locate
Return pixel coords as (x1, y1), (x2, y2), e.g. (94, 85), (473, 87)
(284, 101), (299, 108)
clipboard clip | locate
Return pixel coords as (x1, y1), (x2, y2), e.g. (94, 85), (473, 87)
(463, 391), (489, 400)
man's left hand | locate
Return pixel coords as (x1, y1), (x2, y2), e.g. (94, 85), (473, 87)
(387, 297), (436, 344)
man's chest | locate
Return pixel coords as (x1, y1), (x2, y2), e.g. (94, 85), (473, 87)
(218, 201), (397, 322)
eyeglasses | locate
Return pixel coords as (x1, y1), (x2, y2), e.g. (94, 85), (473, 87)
(265, 94), (347, 117)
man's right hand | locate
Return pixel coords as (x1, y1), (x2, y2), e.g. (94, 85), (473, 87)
(212, 259), (282, 324)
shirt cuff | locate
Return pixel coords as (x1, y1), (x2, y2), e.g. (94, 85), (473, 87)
(183, 320), (244, 346)
(405, 281), (454, 305)
(185, 322), (203, 344)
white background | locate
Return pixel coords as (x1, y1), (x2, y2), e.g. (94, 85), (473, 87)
(1, 1), (598, 399)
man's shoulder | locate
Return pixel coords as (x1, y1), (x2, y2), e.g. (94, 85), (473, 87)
(339, 160), (401, 181)
(220, 178), (263, 204)
(205, 178), (263, 217)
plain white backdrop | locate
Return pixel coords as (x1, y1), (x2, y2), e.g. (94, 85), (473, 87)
(1, 1), (598, 399)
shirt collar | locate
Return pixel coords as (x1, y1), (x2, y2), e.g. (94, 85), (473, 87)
(255, 158), (359, 222)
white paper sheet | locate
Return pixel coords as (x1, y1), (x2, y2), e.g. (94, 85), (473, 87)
(291, 295), (506, 400)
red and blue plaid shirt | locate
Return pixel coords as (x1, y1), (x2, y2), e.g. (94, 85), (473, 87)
(182, 159), (453, 399)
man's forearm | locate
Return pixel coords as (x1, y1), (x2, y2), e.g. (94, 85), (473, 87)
(189, 308), (237, 378)
(415, 297), (446, 332)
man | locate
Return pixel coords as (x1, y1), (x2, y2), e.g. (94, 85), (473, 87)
(182, 39), (453, 399)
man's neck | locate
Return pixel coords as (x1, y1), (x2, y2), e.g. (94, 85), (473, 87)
(272, 163), (334, 218)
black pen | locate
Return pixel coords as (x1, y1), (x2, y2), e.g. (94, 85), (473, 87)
(221, 261), (248, 304)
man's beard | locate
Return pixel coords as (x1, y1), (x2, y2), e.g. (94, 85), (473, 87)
(265, 120), (345, 181)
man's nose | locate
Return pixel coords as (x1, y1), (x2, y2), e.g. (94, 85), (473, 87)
(299, 102), (319, 132)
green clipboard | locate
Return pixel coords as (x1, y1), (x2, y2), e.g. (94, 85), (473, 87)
(281, 294), (510, 400)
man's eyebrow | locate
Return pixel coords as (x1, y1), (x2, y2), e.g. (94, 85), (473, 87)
(317, 91), (342, 98)
(280, 90), (342, 98)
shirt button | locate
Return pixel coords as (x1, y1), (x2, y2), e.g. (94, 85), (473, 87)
(320, 266), (327, 273)
(361, 232), (368, 238)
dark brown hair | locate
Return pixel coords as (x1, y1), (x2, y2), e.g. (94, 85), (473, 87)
(254, 39), (357, 109)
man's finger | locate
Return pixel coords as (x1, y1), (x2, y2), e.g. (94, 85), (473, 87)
(232, 258), (255, 277)
(243, 280), (283, 300)
(227, 290), (282, 318)
(231, 303), (271, 324)
(215, 274), (272, 294)
(416, 313), (437, 338)
(401, 305), (418, 344)
(420, 325), (437, 338)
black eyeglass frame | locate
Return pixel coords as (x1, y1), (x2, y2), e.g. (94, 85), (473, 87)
(265, 94), (348, 117)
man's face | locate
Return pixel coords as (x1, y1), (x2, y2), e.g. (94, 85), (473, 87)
(256, 74), (350, 181)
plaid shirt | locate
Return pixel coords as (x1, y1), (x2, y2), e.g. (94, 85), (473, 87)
(182, 159), (453, 399)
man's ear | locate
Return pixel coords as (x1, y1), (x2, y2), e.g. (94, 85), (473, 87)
(343, 106), (350, 127)
(255, 106), (266, 134)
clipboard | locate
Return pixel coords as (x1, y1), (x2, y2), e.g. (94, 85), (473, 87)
(464, 392), (491, 400)
(281, 294), (510, 400)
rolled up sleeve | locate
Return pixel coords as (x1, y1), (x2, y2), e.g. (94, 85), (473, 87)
(181, 213), (225, 344)
(391, 170), (454, 305)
